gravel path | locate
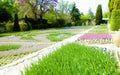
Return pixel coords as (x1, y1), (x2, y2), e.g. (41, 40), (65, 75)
(0, 27), (95, 75)
(0, 42), (53, 56)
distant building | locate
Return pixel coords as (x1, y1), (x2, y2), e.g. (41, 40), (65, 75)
(102, 18), (109, 24)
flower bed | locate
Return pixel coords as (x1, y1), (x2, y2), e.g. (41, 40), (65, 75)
(22, 43), (119, 75)
(78, 34), (112, 44)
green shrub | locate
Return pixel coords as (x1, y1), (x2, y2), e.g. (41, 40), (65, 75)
(55, 18), (65, 27)
(19, 21), (28, 31)
(6, 21), (13, 32)
(13, 14), (20, 31)
(44, 12), (56, 27)
(22, 43), (119, 75)
(110, 10), (120, 31)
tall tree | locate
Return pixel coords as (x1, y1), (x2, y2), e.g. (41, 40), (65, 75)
(70, 3), (80, 25)
(0, 0), (18, 22)
(58, 0), (73, 15)
(95, 4), (103, 25)
(13, 13), (20, 31)
(113, 0), (120, 10)
(23, 0), (58, 20)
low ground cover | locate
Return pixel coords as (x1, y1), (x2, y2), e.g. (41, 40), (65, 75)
(78, 25), (112, 44)
(0, 51), (34, 66)
(0, 44), (21, 51)
(0, 30), (41, 41)
(22, 43), (119, 75)
(47, 32), (74, 42)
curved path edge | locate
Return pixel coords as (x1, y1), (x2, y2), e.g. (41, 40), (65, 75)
(0, 27), (96, 75)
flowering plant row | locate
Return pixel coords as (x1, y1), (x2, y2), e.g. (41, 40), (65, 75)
(79, 34), (112, 40)
(77, 34), (112, 44)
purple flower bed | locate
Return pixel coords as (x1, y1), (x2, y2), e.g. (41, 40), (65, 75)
(79, 34), (112, 40)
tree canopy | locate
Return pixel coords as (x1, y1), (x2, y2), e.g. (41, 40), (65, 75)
(70, 3), (80, 25)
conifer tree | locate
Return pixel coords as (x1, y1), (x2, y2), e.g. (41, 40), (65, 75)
(95, 4), (103, 25)
(13, 13), (20, 31)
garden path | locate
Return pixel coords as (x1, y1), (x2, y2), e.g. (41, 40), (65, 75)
(0, 26), (95, 75)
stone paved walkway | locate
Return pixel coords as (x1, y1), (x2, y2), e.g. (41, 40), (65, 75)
(0, 27), (95, 75)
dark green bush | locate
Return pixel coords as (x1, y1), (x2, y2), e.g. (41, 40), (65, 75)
(6, 21), (13, 32)
(26, 18), (37, 29)
(110, 10), (120, 31)
(55, 18), (65, 27)
(13, 14), (20, 31)
(0, 7), (12, 23)
(25, 15), (31, 30)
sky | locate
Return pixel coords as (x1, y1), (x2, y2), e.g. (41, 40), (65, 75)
(65, 0), (109, 14)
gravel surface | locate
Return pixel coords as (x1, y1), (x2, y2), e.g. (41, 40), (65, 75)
(0, 27), (95, 75)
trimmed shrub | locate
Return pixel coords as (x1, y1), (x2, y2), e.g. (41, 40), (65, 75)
(6, 21), (13, 32)
(25, 15), (31, 30)
(55, 18), (65, 27)
(19, 21), (28, 31)
(110, 10), (120, 31)
(13, 14), (20, 31)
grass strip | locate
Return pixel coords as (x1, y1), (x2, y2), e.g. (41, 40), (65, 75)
(0, 44), (21, 51)
(47, 32), (74, 42)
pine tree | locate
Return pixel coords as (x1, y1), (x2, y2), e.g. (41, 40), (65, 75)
(70, 3), (80, 25)
(95, 4), (103, 25)
(13, 13), (20, 31)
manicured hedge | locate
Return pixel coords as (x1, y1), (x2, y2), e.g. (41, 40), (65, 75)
(110, 10), (120, 31)
(22, 43), (119, 75)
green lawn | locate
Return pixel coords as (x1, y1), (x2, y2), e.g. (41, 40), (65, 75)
(0, 44), (21, 51)
(22, 43), (119, 75)
(47, 32), (74, 42)
(87, 24), (108, 34)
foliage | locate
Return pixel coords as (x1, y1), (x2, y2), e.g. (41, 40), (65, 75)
(110, 10), (120, 31)
(0, 0), (18, 22)
(44, 5), (57, 27)
(0, 44), (21, 51)
(103, 12), (109, 18)
(18, 4), (33, 19)
(113, 0), (120, 10)
(88, 8), (94, 19)
(22, 43), (119, 75)
(108, 0), (114, 18)
(19, 21), (28, 31)
(25, 0), (58, 20)
(70, 3), (81, 25)
(6, 21), (14, 32)
(58, 0), (73, 15)
(81, 14), (92, 21)
(13, 13), (20, 31)
(95, 4), (103, 25)
(108, 0), (120, 18)
(55, 18), (66, 27)
(25, 15), (31, 30)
